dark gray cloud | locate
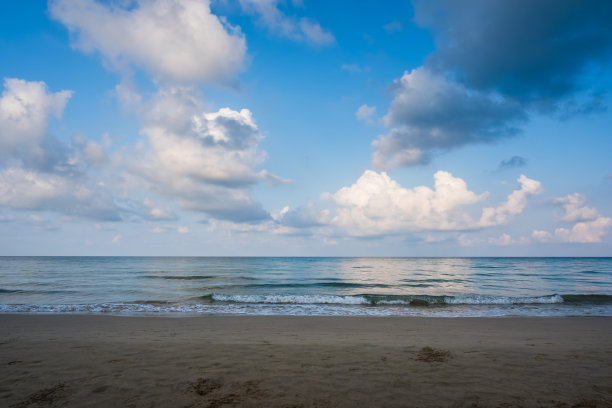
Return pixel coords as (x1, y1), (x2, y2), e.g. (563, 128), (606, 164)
(384, 69), (525, 149)
(373, 67), (526, 169)
(374, 1), (612, 170)
(499, 156), (527, 170)
(413, 0), (612, 106)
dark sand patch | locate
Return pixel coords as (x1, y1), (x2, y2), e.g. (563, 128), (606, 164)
(417, 346), (452, 362)
(10, 383), (67, 408)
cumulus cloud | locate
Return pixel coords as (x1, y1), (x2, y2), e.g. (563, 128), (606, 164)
(533, 193), (612, 243)
(0, 78), (124, 221)
(50, 0), (277, 224)
(479, 175), (542, 227)
(551, 193), (598, 222)
(553, 218), (612, 243)
(49, 0), (247, 83)
(413, 0), (612, 106)
(372, 68), (525, 170)
(328, 170), (486, 236)
(320, 171), (542, 237)
(0, 78), (72, 164)
(205, 171), (543, 239)
(120, 86), (272, 222)
(239, 0), (334, 45)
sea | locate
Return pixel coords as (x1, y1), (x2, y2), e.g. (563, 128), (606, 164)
(0, 257), (611, 317)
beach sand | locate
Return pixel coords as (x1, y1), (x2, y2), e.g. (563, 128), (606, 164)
(1, 315), (611, 407)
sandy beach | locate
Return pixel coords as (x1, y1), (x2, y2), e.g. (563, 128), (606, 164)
(1, 315), (611, 407)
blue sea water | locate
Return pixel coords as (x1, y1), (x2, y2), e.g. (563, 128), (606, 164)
(0, 257), (611, 317)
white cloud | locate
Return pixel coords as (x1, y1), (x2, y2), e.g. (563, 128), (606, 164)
(553, 217), (612, 243)
(355, 104), (376, 122)
(0, 78), (124, 221)
(112, 234), (121, 244)
(328, 170), (485, 236)
(479, 175), (542, 227)
(120, 86), (271, 221)
(71, 133), (108, 169)
(552, 193), (598, 222)
(372, 67), (524, 170)
(316, 170), (542, 237)
(201, 171), (543, 240)
(50, 0), (247, 83)
(533, 193), (612, 243)
(239, 0), (334, 45)
(49, 1), (282, 224)
(0, 167), (120, 221)
(0, 78), (71, 161)
(177, 226), (190, 234)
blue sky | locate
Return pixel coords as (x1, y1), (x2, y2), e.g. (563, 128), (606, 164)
(0, 0), (611, 256)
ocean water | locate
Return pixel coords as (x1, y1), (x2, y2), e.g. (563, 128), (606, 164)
(0, 257), (611, 317)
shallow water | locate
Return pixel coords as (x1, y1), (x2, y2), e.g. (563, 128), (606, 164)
(1, 257), (611, 316)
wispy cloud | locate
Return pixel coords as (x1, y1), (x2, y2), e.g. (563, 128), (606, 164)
(383, 20), (403, 33)
(499, 156), (527, 170)
(239, 0), (334, 46)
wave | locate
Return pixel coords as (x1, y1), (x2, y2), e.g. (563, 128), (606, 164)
(203, 293), (607, 306)
(1, 295), (611, 317)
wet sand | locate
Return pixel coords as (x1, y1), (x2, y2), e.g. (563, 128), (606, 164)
(1, 315), (611, 407)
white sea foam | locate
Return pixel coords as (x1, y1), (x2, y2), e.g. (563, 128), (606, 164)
(211, 293), (369, 305)
(0, 302), (611, 317)
(445, 294), (564, 305)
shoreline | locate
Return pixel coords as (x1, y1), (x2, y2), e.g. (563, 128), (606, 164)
(2, 315), (611, 407)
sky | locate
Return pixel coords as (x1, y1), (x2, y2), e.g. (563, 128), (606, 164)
(0, 0), (611, 256)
